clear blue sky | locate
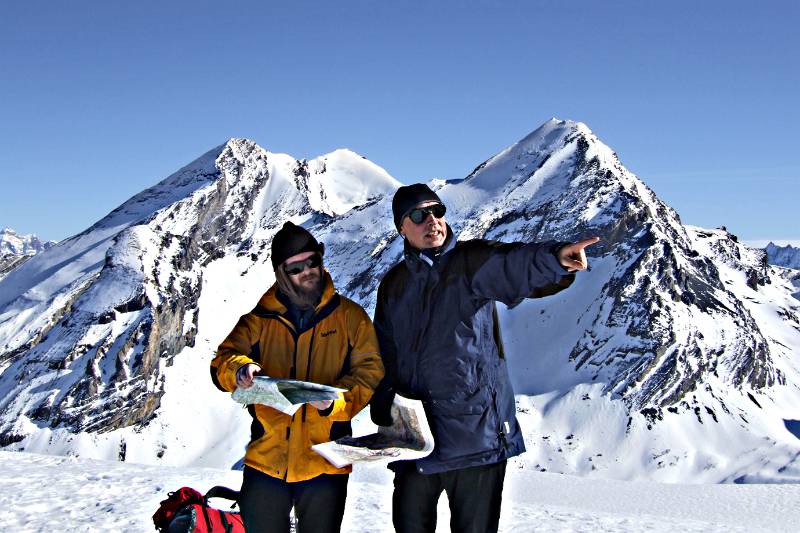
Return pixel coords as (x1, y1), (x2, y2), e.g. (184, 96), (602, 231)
(1, 1), (798, 242)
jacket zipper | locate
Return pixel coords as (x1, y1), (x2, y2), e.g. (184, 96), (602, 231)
(290, 330), (298, 379)
(410, 259), (431, 353)
(286, 320), (298, 480)
(492, 389), (509, 450)
(302, 324), (318, 422)
(284, 419), (292, 481)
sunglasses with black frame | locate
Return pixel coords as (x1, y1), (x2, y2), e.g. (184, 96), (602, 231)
(283, 253), (322, 275)
(406, 203), (446, 224)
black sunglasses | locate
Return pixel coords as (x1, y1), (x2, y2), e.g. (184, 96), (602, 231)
(407, 203), (446, 224)
(283, 254), (322, 275)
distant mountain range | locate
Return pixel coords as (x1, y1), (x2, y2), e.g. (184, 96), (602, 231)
(0, 228), (56, 281)
(1, 120), (799, 482)
(765, 242), (800, 270)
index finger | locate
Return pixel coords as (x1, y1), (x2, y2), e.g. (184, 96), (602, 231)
(575, 236), (601, 249)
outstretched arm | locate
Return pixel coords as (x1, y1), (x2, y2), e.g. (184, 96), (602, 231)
(469, 237), (600, 307)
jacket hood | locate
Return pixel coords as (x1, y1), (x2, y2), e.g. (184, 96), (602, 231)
(257, 269), (337, 314)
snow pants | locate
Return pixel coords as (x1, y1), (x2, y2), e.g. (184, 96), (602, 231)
(239, 466), (349, 533)
(392, 460), (507, 533)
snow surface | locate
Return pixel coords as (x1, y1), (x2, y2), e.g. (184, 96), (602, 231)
(1, 450), (797, 532)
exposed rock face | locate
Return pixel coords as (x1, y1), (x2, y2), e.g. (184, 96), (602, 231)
(0, 140), (274, 433)
(0, 255), (30, 280)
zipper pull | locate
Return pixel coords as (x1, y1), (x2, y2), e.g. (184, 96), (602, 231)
(499, 420), (511, 449)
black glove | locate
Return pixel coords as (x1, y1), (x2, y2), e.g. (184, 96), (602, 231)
(369, 380), (396, 426)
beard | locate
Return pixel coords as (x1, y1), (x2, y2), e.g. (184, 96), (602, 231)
(293, 270), (323, 308)
(276, 266), (323, 309)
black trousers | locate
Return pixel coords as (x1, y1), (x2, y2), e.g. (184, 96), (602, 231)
(239, 466), (349, 533)
(392, 460), (507, 533)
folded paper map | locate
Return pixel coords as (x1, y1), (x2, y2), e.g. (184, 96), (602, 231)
(312, 394), (434, 467)
(232, 376), (347, 416)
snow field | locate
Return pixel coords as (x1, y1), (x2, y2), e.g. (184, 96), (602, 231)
(2, 450), (797, 532)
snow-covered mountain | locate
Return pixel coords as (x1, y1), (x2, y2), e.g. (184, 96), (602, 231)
(1, 120), (799, 483)
(766, 242), (800, 270)
(0, 228), (56, 281)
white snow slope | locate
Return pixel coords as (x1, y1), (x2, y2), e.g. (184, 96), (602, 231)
(1, 450), (798, 532)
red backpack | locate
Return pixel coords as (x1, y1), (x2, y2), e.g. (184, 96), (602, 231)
(152, 486), (245, 533)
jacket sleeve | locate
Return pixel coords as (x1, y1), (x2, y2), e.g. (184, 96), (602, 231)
(369, 280), (398, 426)
(468, 240), (575, 308)
(325, 303), (385, 422)
(210, 313), (261, 392)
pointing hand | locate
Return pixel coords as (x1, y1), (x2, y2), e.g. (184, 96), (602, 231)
(557, 237), (600, 272)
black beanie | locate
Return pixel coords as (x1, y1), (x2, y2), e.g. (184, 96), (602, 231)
(391, 183), (443, 231)
(271, 222), (324, 268)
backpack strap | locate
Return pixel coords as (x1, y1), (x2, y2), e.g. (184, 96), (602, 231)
(205, 485), (241, 506)
(219, 510), (233, 533)
(200, 502), (213, 532)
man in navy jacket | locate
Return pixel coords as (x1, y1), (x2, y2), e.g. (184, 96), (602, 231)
(371, 183), (598, 533)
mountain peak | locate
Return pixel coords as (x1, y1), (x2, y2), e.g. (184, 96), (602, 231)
(293, 148), (400, 216)
(319, 147), (366, 160)
(460, 118), (611, 195)
(220, 137), (261, 158)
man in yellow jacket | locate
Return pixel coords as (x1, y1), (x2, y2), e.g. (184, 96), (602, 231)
(211, 221), (384, 533)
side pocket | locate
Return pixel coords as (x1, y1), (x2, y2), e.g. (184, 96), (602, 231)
(429, 393), (491, 461)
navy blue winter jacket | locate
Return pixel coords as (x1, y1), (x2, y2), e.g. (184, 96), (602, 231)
(371, 227), (574, 474)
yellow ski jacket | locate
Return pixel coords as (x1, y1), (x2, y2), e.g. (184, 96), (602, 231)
(211, 271), (384, 482)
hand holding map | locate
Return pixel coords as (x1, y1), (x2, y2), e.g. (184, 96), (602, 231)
(312, 394), (434, 467)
